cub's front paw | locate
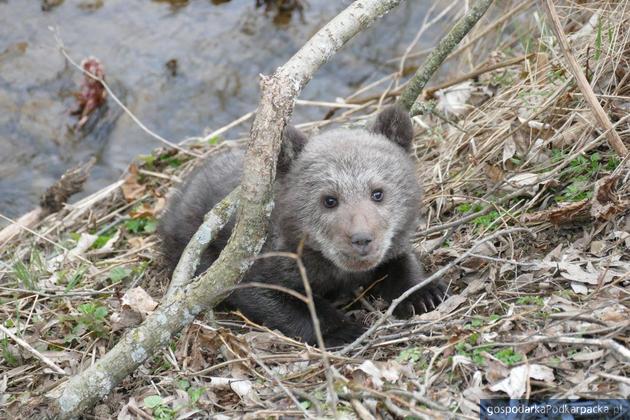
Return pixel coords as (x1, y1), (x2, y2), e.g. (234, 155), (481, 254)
(394, 280), (449, 318)
(322, 320), (365, 348)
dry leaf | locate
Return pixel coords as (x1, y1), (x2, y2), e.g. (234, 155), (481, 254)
(121, 164), (146, 202)
(129, 202), (156, 219)
(502, 138), (517, 163)
(206, 377), (258, 403)
(485, 358), (510, 383)
(570, 282), (588, 295)
(506, 172), (541, 188)
(594, 304), (629, 323)
(435, 81), (473, 117)
(127, 236), (149, 249)
(591, 175), (623, 220)
(558, 261), (625, 285)
(121, 287), (158, 315)
(484, 163), (505, 182)
(430, 294), (466, 317)
(522, 200), (589, 224)
(110, 309), (143, 332)
(571, 350), (604, 362)
(589, 240), (606, 256)
(351, 360), (404, 389)
(47, 233), (97, 272)
(489, 364), (555, 398)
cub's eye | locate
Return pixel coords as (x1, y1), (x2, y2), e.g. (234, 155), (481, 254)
(371, 189), (384, 202)
(322, 195), (338, 208)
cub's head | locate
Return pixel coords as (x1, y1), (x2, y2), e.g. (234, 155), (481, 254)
(277, 105), (421, 272)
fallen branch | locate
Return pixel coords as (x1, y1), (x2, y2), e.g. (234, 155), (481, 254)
(397, 0), (494, 112)
(526, 336), (630, 364)
(543, 0), (628, 157)
(45, 1), (404, 417)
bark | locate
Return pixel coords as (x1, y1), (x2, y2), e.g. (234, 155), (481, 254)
(46, 1), (404, 417)
(397, 0), (494, 113)
(165, 186), (241, 297)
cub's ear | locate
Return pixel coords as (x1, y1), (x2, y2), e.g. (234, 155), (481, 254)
(277, 125), (308, 174)
(371, 105), (414, 151)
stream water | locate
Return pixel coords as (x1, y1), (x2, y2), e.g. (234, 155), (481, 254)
(0, 0), (449, 223)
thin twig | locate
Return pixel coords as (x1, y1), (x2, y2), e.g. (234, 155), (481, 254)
(347, 54), (528, 106)
(233, 341), (312, 418)
(193, 111), (255, 145)
(424, 54), (533, 96)
(397, 2), (457, 83)
(0, 324), (66, 375)
(295, 240), (338, 416)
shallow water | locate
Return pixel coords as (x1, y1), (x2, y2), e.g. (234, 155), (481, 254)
(0, 0), (448, 221)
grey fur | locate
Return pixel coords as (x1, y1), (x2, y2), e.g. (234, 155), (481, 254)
(158, 105), (447, 346)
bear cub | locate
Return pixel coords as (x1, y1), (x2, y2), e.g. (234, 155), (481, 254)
(158, 105), (448, 346)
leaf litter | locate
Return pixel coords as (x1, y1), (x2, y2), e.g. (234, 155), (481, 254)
(1, 1), (629, 418)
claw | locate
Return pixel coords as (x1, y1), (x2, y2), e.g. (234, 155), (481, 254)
(420, 301), (428, 313)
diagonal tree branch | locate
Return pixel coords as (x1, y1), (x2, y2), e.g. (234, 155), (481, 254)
(45, 1), (405, 417)
(397, 0), (494, 113)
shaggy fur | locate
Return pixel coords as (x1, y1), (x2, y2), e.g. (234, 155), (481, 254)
(159, 105), (447, 346)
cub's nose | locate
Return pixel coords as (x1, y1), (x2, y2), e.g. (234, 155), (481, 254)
(351, 233), (373, 256)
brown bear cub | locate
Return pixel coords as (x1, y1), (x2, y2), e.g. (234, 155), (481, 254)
(158, 105), (448, 346)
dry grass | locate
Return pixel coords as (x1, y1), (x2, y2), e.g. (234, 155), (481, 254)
(1, 1), (628, 418)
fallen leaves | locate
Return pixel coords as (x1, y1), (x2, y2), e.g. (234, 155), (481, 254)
(121, 287), (158, 315)
(121, 164), (147, 202)
(522, 174), (626, 224)
(435, 81), (473, 117)
(350, 360), (406, 389)
(489, 364), (555, 398)
(111, 287), (157, 331)
(591, 175), (624, 220)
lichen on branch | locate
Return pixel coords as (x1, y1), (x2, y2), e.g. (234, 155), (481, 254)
(397, 0), (494, 113)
